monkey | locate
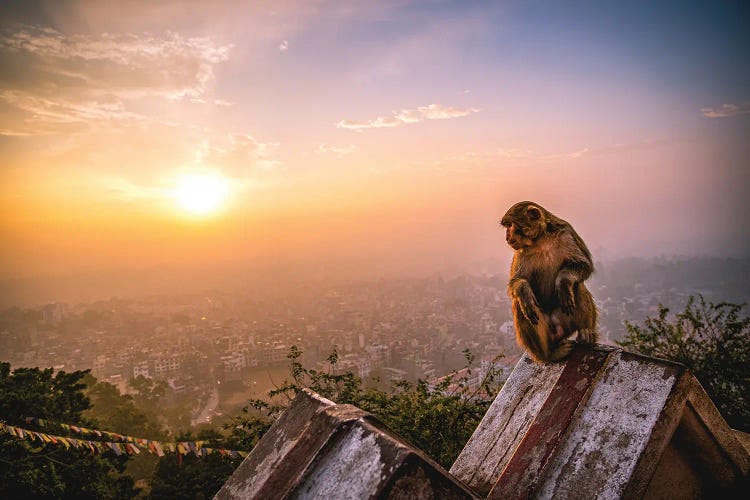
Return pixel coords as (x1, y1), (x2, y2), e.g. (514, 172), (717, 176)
(500, 201), (597, 363)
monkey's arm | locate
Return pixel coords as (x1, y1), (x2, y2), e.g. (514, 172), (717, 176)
(554, 230), (594, 315)
(509, 276), (540, 325)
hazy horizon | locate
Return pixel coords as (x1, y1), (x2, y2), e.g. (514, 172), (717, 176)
(1, 1), (749, 307)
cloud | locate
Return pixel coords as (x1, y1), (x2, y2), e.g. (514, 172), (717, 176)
(700, 103), (750, 118)
(0, 128), (38, 137)
(199, 133), (281, 177)
(539, 147), (589, 160)
(434, 146), (591, 168)
(0, 25), (233, 133)
(433, 139), (675, 172)
(279, 40), (289, 52)
(1, 26), (229, 63)
(0, 89), (140, 125)
(317, 144), (356, 156)
(336, 103), (478, 131)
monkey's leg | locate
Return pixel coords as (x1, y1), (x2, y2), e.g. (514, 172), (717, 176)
(513, 300), (553, 362)
(571, 286), (598, 344)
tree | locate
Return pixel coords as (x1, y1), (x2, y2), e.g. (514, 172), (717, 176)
(84, 377), (167, 492)
(619, 295), (750, 431)
(0, 363), (137, 499)
(149, 429), (242, 500)
(130, 376), (168, 417)
(86, 380), (165, 441)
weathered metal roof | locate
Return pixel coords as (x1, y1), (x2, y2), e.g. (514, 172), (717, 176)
(215, 389), (477, 499)
(450, 345), (750, 499)
(216, 345), (748, 499)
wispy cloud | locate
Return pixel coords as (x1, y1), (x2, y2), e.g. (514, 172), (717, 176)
(700, 103), (750, 118)
(432, 139), (673, 171)
(433, 146), (590, 169)
(199, 133), (281, 176)
(1, 26), (229, 60)
(317, 144), (356, 156)
(336, 103), (478, 131)
(0, 25), (233, 134)
(0, 90), (140, 125)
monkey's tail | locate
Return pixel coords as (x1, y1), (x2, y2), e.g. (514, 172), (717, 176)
(548, 340), (575, 362)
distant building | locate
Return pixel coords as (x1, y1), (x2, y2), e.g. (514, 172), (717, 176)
(260, 344), (287, 365)
(382, 367), (407, 383)
(104, 374), (128, 395)
(42, 303), (67, 324)
(133, 361), (150, 379)
(167, 378), (186, 395)
(153, 356), (181, 377)
(221, 352), (247, 373)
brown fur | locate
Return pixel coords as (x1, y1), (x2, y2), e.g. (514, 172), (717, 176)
(501, 201), (597, 363)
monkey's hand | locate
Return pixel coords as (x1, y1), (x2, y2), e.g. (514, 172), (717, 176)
(556, 277), (576, 315)
(517, 285), (540, 325)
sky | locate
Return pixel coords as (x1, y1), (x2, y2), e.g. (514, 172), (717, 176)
(0, 0), (749, 305)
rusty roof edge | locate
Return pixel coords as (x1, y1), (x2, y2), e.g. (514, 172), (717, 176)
(684, 376), (750, 475)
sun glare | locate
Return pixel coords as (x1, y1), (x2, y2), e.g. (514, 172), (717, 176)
(173, 172), (229, 216)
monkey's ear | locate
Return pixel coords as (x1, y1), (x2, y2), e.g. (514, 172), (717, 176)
(526, 206), (542, 220)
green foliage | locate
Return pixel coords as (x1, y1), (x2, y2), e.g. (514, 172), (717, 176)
(2, 350), (503, 496)
(620, 295), (750, 431)
(82, 376), (168, 491)
(129, 376), (168, 415)
(148, 429), (241, 500)
(0, 362), (137, 499)
(86, 380), (165, 441)
(227, 346), (504, 469)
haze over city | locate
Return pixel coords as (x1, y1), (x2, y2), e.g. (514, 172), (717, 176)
(1, 0), (748, 306)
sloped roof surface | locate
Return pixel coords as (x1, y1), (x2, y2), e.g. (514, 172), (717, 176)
(450, 345), (749, 498)
(215, 389), (477, 499)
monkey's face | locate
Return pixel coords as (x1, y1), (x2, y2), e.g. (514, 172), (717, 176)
(501, 219), (533, 249)
(500, 203), (546, 250)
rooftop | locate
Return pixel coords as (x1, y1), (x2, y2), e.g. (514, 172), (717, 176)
(217, 345), (749, 499)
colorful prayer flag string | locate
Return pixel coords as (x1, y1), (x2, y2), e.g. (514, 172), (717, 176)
(23, 416), (137, 443)
(0, 422), (249, 459)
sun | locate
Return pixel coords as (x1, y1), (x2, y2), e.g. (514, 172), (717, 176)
(173, 172), (229, 216)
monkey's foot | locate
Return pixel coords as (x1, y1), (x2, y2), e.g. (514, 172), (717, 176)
(548, 340), (575, 362)
(577, 328), (597, 344)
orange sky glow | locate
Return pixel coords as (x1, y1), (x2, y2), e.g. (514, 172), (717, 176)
(1, 1), (748, 305)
